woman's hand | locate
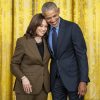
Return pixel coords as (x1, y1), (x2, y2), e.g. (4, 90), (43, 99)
(21, 76), (32, 94)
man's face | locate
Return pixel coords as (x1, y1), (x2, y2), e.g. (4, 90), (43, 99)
(43, 8), (60, 27)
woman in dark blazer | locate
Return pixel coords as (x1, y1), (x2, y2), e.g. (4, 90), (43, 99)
(10, 13), (50, 100)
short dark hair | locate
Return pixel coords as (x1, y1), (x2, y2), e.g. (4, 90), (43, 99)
(25, 13), (46, 38)
(42, 2), (57, 15)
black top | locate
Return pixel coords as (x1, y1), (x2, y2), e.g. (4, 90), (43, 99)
(36, 40), (44, 60)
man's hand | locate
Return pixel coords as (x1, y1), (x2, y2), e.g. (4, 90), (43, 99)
(21, 76), (32, 94)
(78, 82), (87, 97)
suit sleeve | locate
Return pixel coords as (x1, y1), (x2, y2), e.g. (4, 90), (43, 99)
(10, 38), (25, 80)
(71, 23), (89, 83)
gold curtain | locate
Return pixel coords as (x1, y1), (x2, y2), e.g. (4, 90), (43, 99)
(0, 0), (100, 100)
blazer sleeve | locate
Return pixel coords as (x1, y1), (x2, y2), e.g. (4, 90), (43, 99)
(71, 23), (89, 83)
(10, 38), (25, 80)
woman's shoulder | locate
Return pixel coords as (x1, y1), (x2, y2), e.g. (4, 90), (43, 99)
(16, 36), (27, 45)
(17, 35), (27, 41)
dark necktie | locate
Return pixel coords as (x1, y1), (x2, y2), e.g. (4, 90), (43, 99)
(52, 27), (57, 57)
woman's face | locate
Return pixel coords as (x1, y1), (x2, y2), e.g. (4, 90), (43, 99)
(36, 19), (48, 37)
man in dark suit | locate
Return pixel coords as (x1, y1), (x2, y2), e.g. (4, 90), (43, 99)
(42, 2), (89, 100)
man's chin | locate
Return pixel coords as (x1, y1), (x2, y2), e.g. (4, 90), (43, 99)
(50, 22), (59, 27)
(51, 24), (58, 27)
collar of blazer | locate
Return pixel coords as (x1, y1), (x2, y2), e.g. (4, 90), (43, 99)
(24, 37), (50, 64)
(48, 17), (66, 58)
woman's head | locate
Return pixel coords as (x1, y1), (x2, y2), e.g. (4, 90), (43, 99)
(25, 13), (48, 38)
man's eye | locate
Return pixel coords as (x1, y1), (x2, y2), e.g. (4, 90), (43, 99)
(46, 18), (51, 20)
(53, 15), (57, 17)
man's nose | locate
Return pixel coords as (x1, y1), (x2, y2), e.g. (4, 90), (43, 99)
(50, 18), (55, 22)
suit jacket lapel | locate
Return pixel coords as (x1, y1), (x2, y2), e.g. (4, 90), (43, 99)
(57, 18), (66, 57)
(27, 38), (50, 64)
(47, 29), (54, 57)
(27, 38), (42, 63)
(43, 39), (49, 62)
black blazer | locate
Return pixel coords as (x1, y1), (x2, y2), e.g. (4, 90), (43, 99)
(49, 18), (89, 91)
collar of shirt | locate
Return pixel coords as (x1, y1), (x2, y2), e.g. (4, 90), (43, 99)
(50, 18), (60, 35)
(48, 18), (60, 52)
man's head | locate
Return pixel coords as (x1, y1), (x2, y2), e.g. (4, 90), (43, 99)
(42, 2), (60, 27)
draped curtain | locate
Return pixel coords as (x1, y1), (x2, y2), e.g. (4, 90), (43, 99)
(0, 0), (100, 100)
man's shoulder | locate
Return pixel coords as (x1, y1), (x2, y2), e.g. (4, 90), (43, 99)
(60, 17), (77, 26)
